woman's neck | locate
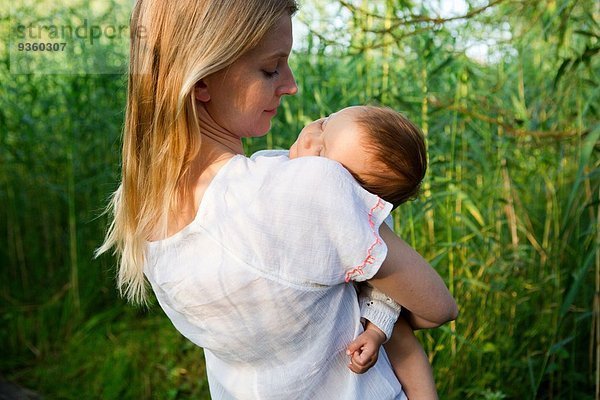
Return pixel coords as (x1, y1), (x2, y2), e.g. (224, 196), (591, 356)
(159, 105), (244, 238)
(187, 104), (245, 206)
(197, 104), (245, 158)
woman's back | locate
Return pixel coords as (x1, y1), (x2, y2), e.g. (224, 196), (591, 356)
(145, 154), (405, 399)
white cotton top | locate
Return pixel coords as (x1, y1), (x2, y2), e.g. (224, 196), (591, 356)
(144, 152), (407, 400)
(253, 151), (403, 342)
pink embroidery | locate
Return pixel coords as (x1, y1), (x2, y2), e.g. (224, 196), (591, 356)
(345, 198), (386, 282)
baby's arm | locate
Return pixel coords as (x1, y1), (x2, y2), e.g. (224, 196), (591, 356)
(358, 282), (402, 341)
(384, 314), (439, 400)
(347, 283), (401, 373)
(347, 287), (438, 400)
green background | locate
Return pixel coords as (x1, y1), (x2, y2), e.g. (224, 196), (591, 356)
(1, 1), (598, 398)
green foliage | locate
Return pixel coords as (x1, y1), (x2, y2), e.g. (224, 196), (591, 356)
(1, 0), (598, 399)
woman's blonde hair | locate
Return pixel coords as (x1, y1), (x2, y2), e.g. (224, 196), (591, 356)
(97, 0), (298, 304)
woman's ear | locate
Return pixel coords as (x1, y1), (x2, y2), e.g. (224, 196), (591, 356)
(194, 80), (210, 102)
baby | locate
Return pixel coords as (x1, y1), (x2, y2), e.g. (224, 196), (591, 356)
(293, 105), (437, 397)
(253, 105), (436, 398)
(289, 105), (426, 209)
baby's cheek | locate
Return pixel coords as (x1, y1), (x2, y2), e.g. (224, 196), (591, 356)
(290, 132), (324, 158)
(289, 141), (298, 159)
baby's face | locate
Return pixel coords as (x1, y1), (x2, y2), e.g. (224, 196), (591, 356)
(289, 106), (372, 179)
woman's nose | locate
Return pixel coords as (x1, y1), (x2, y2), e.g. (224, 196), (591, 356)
(276, 65), (298, 96)
(286, 81), (298, 96)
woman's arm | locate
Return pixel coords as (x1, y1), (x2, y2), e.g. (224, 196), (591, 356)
(368, 223), (458, 328)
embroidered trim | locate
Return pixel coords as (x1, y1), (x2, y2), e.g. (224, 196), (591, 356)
(345, 198), (386, 282)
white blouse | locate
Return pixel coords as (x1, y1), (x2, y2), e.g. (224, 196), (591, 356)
(144, 152), (407, 399)
(252, 151), (403, 341)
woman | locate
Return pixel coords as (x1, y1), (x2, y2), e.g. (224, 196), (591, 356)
(98, 1), (457, 398)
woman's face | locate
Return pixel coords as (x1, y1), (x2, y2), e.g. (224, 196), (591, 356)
(200, 14), (297, 137)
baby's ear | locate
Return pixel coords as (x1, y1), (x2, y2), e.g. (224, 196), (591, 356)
(194, 80), (210, 102)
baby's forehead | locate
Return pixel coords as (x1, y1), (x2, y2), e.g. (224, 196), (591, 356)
(326, 106), (365, 124)
(338, 106), (373, 123)
(337, 105), (366, 115)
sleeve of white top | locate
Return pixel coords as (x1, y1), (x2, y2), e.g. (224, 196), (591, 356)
(250, 149), (289, 159)
(358, 283), (402, 342)
(247, 155), (393, 286)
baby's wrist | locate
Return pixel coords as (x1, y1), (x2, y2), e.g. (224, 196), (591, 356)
(364, 321), (387, 344)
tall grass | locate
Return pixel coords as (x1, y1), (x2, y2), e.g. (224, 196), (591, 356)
(1, 0), (598, 398)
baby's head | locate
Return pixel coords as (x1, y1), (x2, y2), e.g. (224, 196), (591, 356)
(290, 105), (427, 209)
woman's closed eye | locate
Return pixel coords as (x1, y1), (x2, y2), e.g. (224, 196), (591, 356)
(262, 69), (279, 78)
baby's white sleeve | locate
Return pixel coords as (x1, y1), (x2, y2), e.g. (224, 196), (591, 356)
(358, 283), (402, 342)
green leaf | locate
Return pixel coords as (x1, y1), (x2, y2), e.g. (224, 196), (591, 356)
(561, 124), (600, 230)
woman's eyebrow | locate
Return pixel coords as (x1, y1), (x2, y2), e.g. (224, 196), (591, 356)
(264, 51), (290, 60)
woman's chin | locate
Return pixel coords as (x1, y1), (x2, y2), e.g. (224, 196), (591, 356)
(245, 123), (272, 138)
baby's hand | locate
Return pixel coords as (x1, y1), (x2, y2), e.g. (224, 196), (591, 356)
(346, 323), (387, 374)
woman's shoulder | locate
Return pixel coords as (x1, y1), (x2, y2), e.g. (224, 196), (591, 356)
(235, 155), (391, 286)
(277, 157), (380, 208)
(152, 154), (384, 241)
(215, 155), (389, 227)
(221, 153), (360, 197)
(150, 154), (391, 287)
(267, 155), (362, 193)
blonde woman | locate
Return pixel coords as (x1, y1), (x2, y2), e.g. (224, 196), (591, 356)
(98, 1), (457, 399)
